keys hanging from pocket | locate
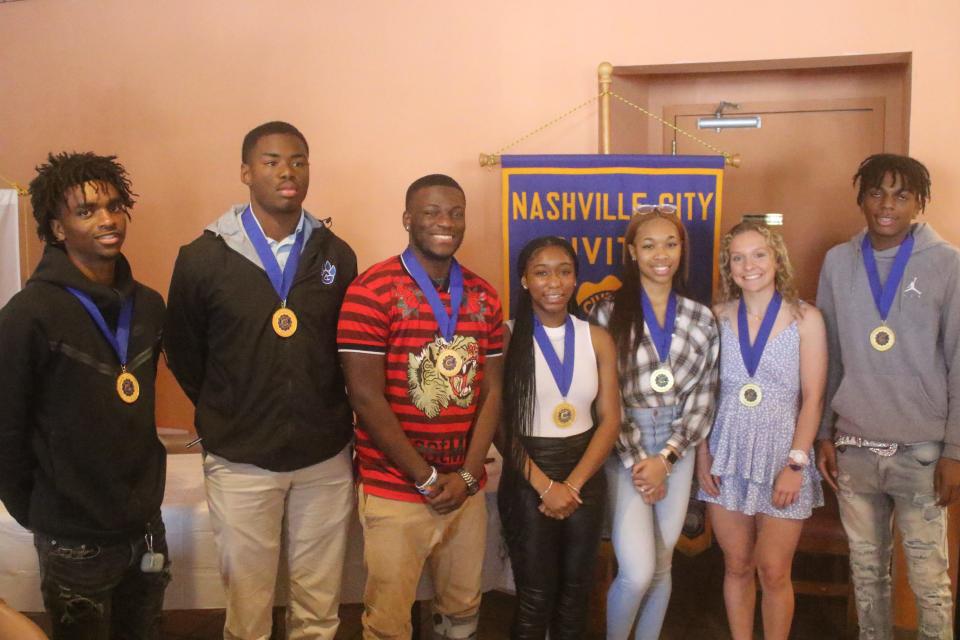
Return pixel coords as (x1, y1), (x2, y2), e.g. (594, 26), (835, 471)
(140, 532), (165, 573)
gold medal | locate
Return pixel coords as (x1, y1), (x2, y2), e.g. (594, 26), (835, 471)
(869, 325), (895, 352)
(649, 367), (675, 393)
(436, 347), (464, 378)
(739, 382), (762, 407)
(272, 307), (298, 338)
(553, 402), (576, 428)
(116, 370), (140, 404)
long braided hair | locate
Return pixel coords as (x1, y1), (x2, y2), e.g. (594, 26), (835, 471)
(499, 236), (580, 547)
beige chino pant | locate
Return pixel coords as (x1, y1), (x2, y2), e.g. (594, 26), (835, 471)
(203, 446), (354, 640)
(358, 489), (487, 640)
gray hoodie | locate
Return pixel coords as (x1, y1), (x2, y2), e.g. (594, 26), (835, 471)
(816, 223), (960, 459)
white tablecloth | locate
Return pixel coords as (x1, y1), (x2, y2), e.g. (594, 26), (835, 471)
(0, 452), (513, 612)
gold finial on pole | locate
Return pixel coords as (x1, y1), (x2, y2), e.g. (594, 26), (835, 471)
(479, 153), (501, 168)
(598, 62), (613, 154)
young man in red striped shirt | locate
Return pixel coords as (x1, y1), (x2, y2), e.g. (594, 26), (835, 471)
(338, 174), (503, 640)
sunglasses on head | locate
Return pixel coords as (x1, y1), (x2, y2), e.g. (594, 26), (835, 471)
(634, 203), (678, 215)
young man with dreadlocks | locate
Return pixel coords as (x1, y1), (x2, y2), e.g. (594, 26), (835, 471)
(0, 152), (168, 638)
(816, 153), (959, 639)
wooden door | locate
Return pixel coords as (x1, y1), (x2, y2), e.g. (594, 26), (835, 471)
(666, 97), (885, 301)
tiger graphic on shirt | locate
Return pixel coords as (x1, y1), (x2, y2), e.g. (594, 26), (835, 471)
(407, 335), (479, 418)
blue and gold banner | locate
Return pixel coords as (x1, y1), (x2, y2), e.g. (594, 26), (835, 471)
(501, 154), (724, 317)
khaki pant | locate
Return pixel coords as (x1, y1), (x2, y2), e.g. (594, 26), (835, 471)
(358, 489), (487, 640)
(203, 446), (354, 640)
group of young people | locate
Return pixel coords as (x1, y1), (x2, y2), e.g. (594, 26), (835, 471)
(497, 152), (958, 640)
(0, 117), (954, 640)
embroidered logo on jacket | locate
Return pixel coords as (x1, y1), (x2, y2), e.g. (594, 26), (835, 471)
(321, 261), (337, 285)
(407, 336), (479, 418)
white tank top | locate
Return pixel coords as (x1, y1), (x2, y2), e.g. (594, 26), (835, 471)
(530, 316), (599, 438)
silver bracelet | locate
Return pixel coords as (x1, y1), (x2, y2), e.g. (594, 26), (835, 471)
(538, 480), (555, 501)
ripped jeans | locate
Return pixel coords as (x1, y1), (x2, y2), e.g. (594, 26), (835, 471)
(33, 516), (170, 640)
(836, 442), (953, 640)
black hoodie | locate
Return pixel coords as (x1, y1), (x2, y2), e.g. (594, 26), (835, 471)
(0, 245), (166, 542)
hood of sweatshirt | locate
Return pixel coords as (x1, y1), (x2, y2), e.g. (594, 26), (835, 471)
(27, 245), (135, 325)
(841, 222), (946, 313)
(846, 221), (947, 257)
(204, 204), (326, 272)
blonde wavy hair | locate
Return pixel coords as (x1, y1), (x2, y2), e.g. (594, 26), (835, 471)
(718, 220), (799, 306)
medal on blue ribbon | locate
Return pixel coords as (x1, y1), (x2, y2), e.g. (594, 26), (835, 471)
(533, 315), (577, 427)
(641, 290), (677, 393)
(241, 207), (305, 338)
(862, 233), (914, 352)
(737, 292), (782, 407)
(401, 247), (464, 377)
(67, 287), (139, 403)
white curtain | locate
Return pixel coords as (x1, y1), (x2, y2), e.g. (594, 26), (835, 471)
(0, 189), (22, 308)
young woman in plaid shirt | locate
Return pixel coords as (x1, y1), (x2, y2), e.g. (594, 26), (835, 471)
(593, 207), (720, 640)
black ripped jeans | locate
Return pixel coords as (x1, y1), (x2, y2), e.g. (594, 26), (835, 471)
(33, 515), (170, 640)
(499, 429), (606, 640)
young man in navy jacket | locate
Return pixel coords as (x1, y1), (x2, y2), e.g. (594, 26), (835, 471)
(165, 121), (357, 640)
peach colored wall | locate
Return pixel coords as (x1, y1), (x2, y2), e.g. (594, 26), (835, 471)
(2, 0), (959, 430)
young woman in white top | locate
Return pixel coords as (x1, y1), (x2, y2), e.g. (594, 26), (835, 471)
(498, 236), (620, 640)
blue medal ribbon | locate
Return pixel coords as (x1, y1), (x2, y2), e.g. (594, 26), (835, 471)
(738, 292), (782, 378)
(241, 206), (306, 304)
(401, 247), (463, 342)
(66, 288), (134, 367)
(533, 315), (575, 398)
(861, 233), (914, 322)
(640, 290), (677, 364)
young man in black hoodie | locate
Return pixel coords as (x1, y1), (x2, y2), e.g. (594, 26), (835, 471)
(0, 152), (168, 638)
(165, 122), (357, 640)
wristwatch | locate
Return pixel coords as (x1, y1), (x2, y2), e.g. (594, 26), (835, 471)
(457, 468), (480, 495)
(660, 447), (680, 466)
(788, 449), (809, 472)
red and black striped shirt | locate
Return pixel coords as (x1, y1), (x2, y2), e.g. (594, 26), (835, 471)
(337, 254), (503, 502)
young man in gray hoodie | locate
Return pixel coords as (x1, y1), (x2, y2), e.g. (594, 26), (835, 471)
(816, 153), (960, 640)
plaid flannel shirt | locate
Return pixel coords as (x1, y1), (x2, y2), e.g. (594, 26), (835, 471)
(592, 295), (720, 468)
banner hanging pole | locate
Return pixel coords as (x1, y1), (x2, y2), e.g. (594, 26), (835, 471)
(598, 62), (613, 154)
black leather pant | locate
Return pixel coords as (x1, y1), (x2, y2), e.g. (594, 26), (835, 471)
(498, 429), (605, 640)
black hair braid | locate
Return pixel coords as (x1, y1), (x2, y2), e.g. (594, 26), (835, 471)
(499, 236), (579, 554)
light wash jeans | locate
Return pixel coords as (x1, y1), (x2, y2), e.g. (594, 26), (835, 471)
(836, 441), (953, 640)
(605, 406), (695, 640)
